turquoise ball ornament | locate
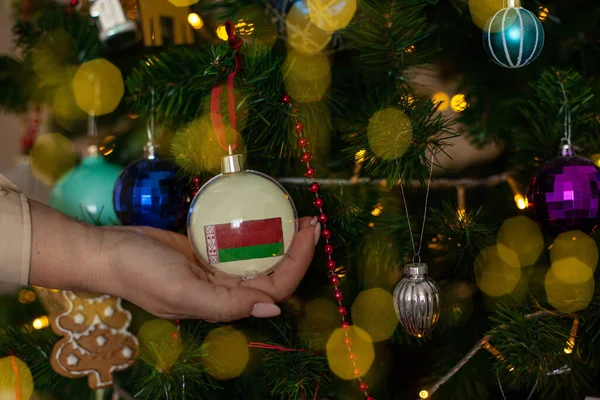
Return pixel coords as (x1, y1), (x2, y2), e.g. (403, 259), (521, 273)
(49, 155), (122, 225)
(482, 5), (544, 68)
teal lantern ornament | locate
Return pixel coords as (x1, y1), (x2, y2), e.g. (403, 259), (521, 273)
(49, 151), (122, 226)
(482, 0), (544, 68)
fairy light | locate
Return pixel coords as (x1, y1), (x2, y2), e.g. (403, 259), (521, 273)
(355, 149), (366, 163)
(405, 45), (415, 53)
(564, 317), (579, 354)
(450, 94), (469, 112)
(18, 290), (36, 304)
(432, 92), (450, 111)
(187, 13), (204, 30)
(371, 203), (383, 216)
(419, 390), (429, 398)
(538, 6), (549, 22)
(507, 176), (528, 210)
(216, 24), (228, 41)
(32, 316), (49, 330)
(514, 194), (528, 210)
(457, 186), (466, 221)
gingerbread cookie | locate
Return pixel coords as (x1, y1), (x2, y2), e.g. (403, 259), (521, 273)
(50, 291), (139, 389)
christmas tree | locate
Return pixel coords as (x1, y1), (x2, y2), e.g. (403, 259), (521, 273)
(1, 0), (599, 399)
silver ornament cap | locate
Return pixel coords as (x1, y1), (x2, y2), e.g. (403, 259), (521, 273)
(393, 263), (441, 338)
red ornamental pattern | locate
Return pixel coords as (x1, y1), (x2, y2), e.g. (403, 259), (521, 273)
(283, 94), (373, 400)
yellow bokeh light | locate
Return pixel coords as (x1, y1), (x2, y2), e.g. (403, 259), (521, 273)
(307, 0), (357, 32)
(550, 230), (598, 272)
(367, 108), (413, 161)
(234, 5), (278, 48)
(457, 208), (466, 221)
(286, 1), (333, 55)
(497, 216), (543, 268)
(30, 133), (77, 186)
(450, 94), (469, 112)
(545, 269), (594, 313)
(18, 290), (36, 304)
(138, 319), (182, 371)
(419, 390), (429, 399)
(299, 298), (340, 351)
(371, 207), (382, 217)
(564, 347), (573, 354)
(514, 194), (528, 210)
(468, 0), (505, 30)
(284, 50), (331, 103)
(326, 326), (374, 380)
(432, 92), (450, 111)
(72, 58), (124, 116)
(405, 45), (416, 53)
(538, 6), (549, 22)
(551, 257), (594, 285)
(187, 13), (203, 30)
(32, 316), (49, 330)
(0, 356), (34, 400)
(53, 83), (88, 131)
(31, 30), (77, 86)
(201, 326), (249, 380)
(166, 0), (198, 6)
(475, 245), (521, 297)
(216, 24), (228, 41)
(351, 288), (398, 342)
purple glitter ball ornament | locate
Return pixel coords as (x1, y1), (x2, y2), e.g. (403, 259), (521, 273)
(526, 155), (600, 236)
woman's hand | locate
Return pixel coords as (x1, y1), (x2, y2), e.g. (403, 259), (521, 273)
(29, 200), (320, 322)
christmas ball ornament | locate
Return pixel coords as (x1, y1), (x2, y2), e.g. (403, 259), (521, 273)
(0, 355), (34, 400)
(49, 155), (122, 225)
(527, 148), (600, 236)
(482, 0), (544, 68)
(89, 0), (140, 51)
(114, 158), (188, 231)
(393, 263), (440, 338)
(187, 153), (297, 278)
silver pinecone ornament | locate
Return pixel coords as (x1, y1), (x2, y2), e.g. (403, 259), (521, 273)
(393, 263), (440, 338)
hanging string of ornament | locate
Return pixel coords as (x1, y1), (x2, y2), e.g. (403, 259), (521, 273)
(281, 94), (373, 399)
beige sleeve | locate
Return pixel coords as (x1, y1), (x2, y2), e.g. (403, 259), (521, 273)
(0, 174), (31, 285)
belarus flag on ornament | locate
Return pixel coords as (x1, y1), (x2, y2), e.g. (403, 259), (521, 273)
(204, 217), (284, 264)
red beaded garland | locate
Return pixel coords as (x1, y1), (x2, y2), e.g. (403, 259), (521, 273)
(330, 274), (340, 285)
(285, 93), (370, 400)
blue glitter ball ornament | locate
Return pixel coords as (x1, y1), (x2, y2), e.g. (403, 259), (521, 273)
(113, 158), (188, 231)
(482, 5), (544, 68)
(49, 155), (122, 226)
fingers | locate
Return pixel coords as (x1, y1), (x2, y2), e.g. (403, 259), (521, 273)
(241, 216), (319, 301)
(173, 277), (280, 322)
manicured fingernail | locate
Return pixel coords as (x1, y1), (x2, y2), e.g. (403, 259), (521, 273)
(251, 303), (281, 318)
(314, 222), (321, 246)
(310, 216), (318, 225)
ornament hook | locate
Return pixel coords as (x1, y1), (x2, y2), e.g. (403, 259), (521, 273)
(145, 88), (157, 160)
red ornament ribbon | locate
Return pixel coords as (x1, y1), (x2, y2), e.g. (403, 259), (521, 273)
(210, 20), (242, 152)
(282, 95), (373, 400)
